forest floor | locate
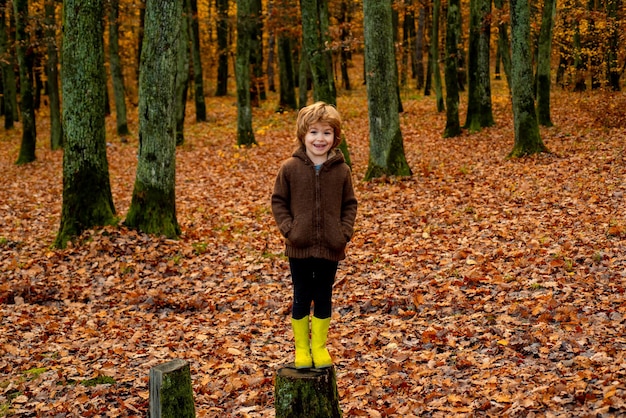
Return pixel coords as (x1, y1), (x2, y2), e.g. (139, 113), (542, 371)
(1, 80), (626, 417)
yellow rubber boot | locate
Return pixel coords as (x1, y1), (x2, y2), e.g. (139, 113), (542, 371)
(291, 317), (313, 369)
(311, 316), (332, 368)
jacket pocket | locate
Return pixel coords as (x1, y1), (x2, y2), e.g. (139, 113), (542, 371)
(286, 215), (313, 248)
(325, 219), (348, 251)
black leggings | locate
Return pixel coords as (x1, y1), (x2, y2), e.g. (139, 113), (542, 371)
(289, 257), (338, 320)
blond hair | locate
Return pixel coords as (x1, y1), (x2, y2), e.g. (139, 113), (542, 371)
(296, 102), (342, 148)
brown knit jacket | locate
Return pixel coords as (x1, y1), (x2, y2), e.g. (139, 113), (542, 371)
(271, 147), (358, 261)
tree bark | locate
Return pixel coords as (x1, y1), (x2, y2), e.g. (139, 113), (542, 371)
(275, 366), (341, 418)
(13, 0), (36, 165)
(215, 0), (229, 96)
(363, 0), (411, 180)
(176, 2), (190, 145)
(125, 0), (182, 238)
(0, 0), (16, 130)
(494, 0), (512, 90)
(464, 0), (494, 132)
(431, 0), (444, 112)
(444, 0), (461, 137)
(508, 0), (548, 158)
(108, 0), (130, 137)
(300, 0), (336, 104)
(536, 0), (555, 126)
(415, 5), (425, 90)
(45, 1), (62, 149)
(236, 0), (256, 146)
(55, 0), (116, 249)
(278, 35), (297, 110)
(149, 359), (195, 418)
(188, 0), (207, 121)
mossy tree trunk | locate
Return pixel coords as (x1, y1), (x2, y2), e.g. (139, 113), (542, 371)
(188, 0), (206, 122)
(443, 0), (461, 138)
(13, 0), (37, 165)
(236, 0), (256, 146)
(464, 0), (494, 133)
(536, 0), (555, 126)
(363, 0), (411, 180)
(124, 0), (182, 238)
(300, 0), (336, 104)
(44, 0), (62, 149)
(149, 359), (195, 418)
(431, 0), (444, 112)
(275, 366), (341, 418)
(0, 0), (16, 130)
(108, 0), (130, 137)
(508, 0), (548, 158)
(55, 0), (116, 249)
(215, 0), (229, 97)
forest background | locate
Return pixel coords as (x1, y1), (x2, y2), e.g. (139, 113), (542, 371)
(1, 0), (626, 416)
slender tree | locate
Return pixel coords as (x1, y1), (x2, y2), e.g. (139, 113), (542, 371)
(175, 2), (190, 145)
(250, 0), (266, 104)
(125, 0), (182, 238)
(363, 0), (411, 180)
(236, 0), (256, 146)
(13, 0), (36, 164)
(338, 0), (353, 90)
(108, 0), (130, 137)
(215, 0), (229, 96)
(536, 0), (555, 126)
(465, 0), (494, 132)
(55, 0), (116, 248)
(188, 0), (207, 121)
(431, 0), (444, 112)
(494, 0), (512, 89)
(415, 4), (425, 89)
(508, 0), (548, 158)
(277, 33), (297, 110)
(605, 0), (620, 90)
(45, 0), (62, 149)
(0, 0), (16, 129)
(444, 0), (461, 137)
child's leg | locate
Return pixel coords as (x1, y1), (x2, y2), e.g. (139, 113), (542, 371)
(288, 258), (314, 368)
(311, 259), (338, 368)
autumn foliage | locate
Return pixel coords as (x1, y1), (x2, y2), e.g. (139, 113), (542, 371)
(1, 79), (626, 416)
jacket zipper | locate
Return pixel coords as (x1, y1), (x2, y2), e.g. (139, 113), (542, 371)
(315, 166), (321, 250)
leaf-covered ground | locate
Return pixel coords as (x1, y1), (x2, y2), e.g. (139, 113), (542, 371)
(1, 82), (625, 417)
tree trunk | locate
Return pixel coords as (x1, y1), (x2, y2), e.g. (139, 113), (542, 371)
(236, 0), (256, 146)
(508, 0), (548, 158)
(363, 0), (411, 180)
(415, 5), (425, 90)
(13, 0), (36, 165)
(266, 0), (276, 92)
(300, 0), (336, 104)
(250, 0), (265, 104)
(444, 0), (461, 137)
(176, 2), (190, 145)
(431, 0), (444, 112)
(149, 359), (195, 418)
(108, 0), (130, 137)
(125, 0), (182, 238)
(298, 47), (310, 108)
(188, 0), (206, 122)
(275, 366), (341, 418)
(45, 1), (62, 149)
(605, 0), (620, 91)
(464, 0), (494, 132)
(494, 0), (512, 90)
(536, 0), (555, 126)
(338, 0), (352, 90)
(278, 35), (297, 110)
(215, 0), (229, 96)
(55, 0), (116, 249)
(0, 0), (15, 130)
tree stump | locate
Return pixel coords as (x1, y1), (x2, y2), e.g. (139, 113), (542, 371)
(149, 359), (196, 418)
(275, 365), (342, 418)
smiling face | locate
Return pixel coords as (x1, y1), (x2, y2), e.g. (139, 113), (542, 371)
(304, 121), (335, 165)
